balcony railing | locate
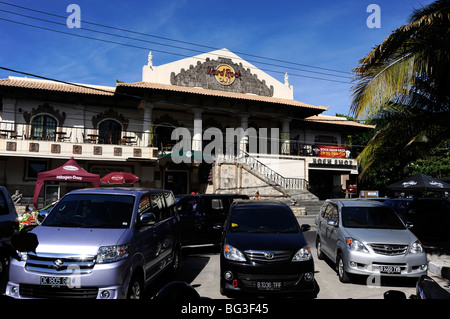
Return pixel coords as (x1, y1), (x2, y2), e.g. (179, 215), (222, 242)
(0, 122), (158, 161)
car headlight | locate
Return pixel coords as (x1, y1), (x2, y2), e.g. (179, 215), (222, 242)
(345, 237), (369, 253)
(96, 244), (129, 263)
(292, 245), (312, 262)
(223, 244), (246, 262)
(409, 240), (423, 254)
(17, 251), (28, 261)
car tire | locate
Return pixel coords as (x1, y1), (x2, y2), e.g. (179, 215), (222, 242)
(336, 253), (351, 283)
(127, 273), (144, 299)
(316, 237), (324, 260)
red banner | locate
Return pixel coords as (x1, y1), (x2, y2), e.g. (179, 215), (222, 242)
(313, 145), (350, 158)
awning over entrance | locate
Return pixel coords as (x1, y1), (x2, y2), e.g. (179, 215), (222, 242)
(33, 157), (100, 208)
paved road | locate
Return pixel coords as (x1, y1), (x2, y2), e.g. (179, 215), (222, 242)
(147, 216), (419, 299)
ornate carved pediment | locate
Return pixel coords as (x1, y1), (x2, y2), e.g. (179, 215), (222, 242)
(92, 108), (129, 130)
(170, 57), (274, 97)
(23, 103), (66, 125)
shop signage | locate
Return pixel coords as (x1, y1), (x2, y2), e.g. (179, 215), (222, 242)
(206, 64), (242, 85)
(313, 145), (350, 158)
(311, 158), (355, 167)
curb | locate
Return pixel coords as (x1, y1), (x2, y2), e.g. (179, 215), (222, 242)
(428, 261), (450, 280)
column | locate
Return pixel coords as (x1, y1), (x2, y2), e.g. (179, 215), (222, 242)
(239, 115), (249, 155)
(141, 100), (153, 147)
(192, 109), (203, 162)
(281, 118), (290, 155)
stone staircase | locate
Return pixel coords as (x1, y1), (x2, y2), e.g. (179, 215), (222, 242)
(214, 153), (321, 215)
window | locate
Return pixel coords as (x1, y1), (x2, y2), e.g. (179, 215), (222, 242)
(150, 193), (166, 221)
(31, 115), (57, 140)
(163, 192), (176, 218)
(99, 120), (122, 144)
(154, 124), (175, 149)
(26, 159), (48, 179)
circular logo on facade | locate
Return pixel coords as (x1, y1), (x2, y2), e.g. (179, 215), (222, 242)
(214, 64), (236, 86)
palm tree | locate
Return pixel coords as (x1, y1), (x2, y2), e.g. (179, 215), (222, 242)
(350, 0), (450, 179)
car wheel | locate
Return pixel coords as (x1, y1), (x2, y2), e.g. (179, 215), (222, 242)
(316, 237), (324, 260)
(127, 273), (144, 299)
(336, 253), (351, 283)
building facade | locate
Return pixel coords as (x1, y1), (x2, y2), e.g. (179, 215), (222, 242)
(0, 49), (373, 207)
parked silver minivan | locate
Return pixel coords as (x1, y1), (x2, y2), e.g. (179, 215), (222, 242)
(6, 188), (180, 299)
(315, 199), (427, 283)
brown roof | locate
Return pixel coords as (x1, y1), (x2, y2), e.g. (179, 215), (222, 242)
(0, 77), (115, 96)
(117, 81), (329, 111)
(305, 115), (375, 129)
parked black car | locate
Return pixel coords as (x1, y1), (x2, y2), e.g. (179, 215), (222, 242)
(220, 200), (317, 298)
(384, 198), (450, 241)
(176, 194), (249, 247)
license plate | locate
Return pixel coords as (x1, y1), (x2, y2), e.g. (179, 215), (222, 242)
(256, 281), (282, 291)
(40, 276), (70, 287)
(380, 266), (401, 274)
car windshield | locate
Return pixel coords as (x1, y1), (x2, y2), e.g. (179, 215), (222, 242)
(229, 206), (299, 233)
(342, 206), (406, 229)
(41, 194), (135, 229)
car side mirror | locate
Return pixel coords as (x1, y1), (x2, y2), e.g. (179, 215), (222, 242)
(327, 219), (338, 227)
(300, 224), (311, 232)
(405, 222), (414, 229)
(139, 213), (156, 226)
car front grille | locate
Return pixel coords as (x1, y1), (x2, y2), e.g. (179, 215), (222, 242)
(244, 250), (292, 263)
(20, 284), (98, 299)
(25, 252), (96, 275)
(369, 244), (408, 255)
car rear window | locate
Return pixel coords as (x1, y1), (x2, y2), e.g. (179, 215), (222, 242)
(342, 206), (406, 229)
(229, 205), (299, 233)
(42, 194), (135, 228)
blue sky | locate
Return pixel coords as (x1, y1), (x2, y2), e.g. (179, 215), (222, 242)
(0, 0), (435, 118)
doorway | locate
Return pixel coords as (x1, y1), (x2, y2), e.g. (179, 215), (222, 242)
(164, 171), (188, 195)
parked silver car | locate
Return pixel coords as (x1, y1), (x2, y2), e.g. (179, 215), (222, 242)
(315, 199), (427, 283)
(6, 188), (180, 299)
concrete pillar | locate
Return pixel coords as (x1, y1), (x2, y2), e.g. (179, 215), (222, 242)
(142, 101), (153, 147)
(192, 109), (203, 162)
(239, 115), (249, 155)
(281, 118), (290, 155)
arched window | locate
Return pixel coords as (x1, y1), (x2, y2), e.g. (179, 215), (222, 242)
(99, 119), (122, 144)
(154, 124), (175, 149)
(31, 115), (57, 140)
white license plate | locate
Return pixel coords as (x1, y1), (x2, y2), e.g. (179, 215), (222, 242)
(380, 266), (401, 274)
(40, 276), (70, 287)
(256, 281), (282, 291)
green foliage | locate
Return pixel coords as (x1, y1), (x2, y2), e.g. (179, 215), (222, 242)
(349, 0), (450, 185)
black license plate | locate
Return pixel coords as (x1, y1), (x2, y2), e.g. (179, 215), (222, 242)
(40, 276), (70, 287)
(380, 266), (401, 274)
(256, 281), (282, 291)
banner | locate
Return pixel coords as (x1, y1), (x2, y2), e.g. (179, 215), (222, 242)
(313, 145), (350, 158)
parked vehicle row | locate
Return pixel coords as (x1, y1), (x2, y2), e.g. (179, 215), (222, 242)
(2, 186), (444, 299)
